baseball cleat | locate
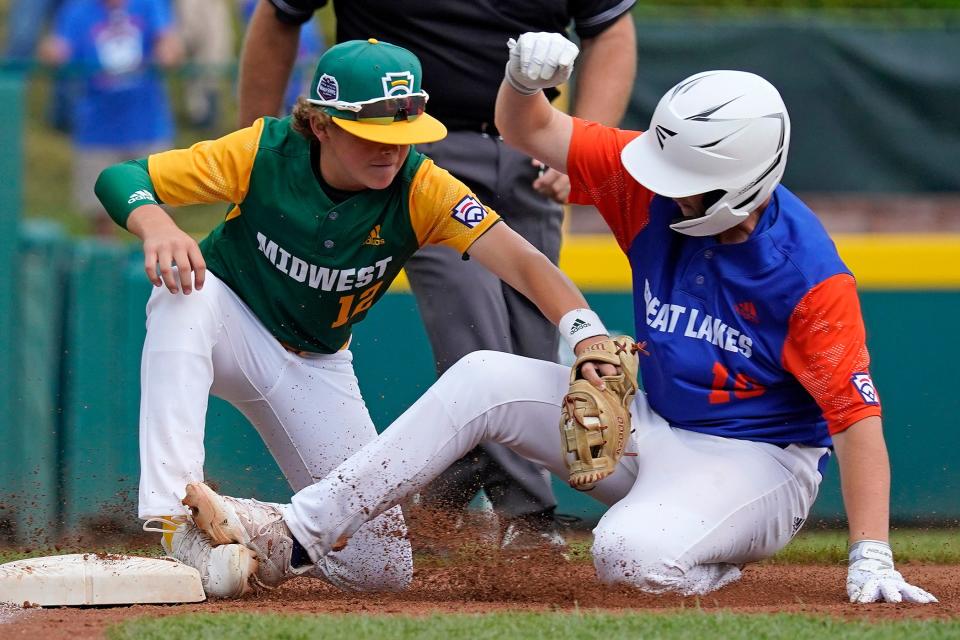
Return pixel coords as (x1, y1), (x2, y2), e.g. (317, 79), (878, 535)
(143, 517), (257, 598)
(182, 482), (306, 588)
(172, 525), (258, 598)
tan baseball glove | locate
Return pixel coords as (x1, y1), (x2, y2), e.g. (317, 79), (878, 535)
(560, 336), (641, 490)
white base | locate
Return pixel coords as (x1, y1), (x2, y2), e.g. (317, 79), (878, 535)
(0, 554), (205, 606)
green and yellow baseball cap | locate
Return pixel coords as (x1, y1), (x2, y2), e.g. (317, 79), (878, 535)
(307, 38), (447, 145)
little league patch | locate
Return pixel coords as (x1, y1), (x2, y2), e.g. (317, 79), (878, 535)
(451, 195), (486, 228)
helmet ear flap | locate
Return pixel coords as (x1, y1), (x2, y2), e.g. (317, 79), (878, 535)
(671, 136), (788, 237)
(670, 200), (749, 237)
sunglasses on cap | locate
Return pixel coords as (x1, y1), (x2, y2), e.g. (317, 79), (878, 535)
(307, 92), (430, 124)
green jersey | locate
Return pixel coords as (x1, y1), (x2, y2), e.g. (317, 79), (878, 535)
(99, 116), (500, 353)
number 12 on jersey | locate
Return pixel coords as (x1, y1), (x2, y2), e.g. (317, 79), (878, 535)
(332, 282), (383, 328)
(708, 361), (765, 404)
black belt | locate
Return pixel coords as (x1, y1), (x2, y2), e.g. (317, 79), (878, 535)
(279, 337), (350, 356)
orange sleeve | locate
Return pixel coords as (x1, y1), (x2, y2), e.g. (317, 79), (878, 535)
(406, 158), (501, 254)
(782, 274), (882, 435)
(566, 117), (654, 253)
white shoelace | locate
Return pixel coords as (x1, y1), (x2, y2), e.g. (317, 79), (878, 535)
(236, 498), (286, 539)
(142, 515), (189, 535)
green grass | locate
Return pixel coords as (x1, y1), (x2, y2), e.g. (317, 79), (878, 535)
(107, 612), (960, 640)
(770, 529), (960, 565)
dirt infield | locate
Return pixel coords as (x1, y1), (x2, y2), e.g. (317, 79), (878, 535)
(2, 560), (956, 639)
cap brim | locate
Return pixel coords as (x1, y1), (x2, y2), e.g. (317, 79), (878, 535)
(620, 132), (718, 198)
(333, 113), (447, 145)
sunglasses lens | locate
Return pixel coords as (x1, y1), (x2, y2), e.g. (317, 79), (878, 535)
(356, 95), (427, 121)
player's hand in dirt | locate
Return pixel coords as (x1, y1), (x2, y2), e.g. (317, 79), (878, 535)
(846, 540), (938, 604)
(532, 160), (570, 204)
(127, 204), (206, 295)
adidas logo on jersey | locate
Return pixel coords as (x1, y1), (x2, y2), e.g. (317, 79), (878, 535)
(570, 318), (591, 334)
(735, 301), (759, 324)
(363, 225), (386, 246)
(127, 189), (156, 205)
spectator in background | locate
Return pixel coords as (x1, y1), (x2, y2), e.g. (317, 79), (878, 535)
(39, 0), (181, 237)
(4, 0), (64, 61)
(174, 0), (234, 131)
(3, 0), (73, 132)
(237, 0), (636, 548)
(239, 0), (325, 116)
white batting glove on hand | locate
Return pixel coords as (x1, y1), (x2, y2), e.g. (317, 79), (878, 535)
(846, 540), (937, 604)
(505, 32), (580, 95)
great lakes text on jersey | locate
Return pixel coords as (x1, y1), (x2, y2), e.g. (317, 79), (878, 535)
(644, 279), (754, 358)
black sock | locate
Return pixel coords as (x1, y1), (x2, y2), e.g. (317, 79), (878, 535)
(290, 535), (311, 568)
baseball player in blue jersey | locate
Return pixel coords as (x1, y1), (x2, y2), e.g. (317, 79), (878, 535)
(174, 33), (936, 603)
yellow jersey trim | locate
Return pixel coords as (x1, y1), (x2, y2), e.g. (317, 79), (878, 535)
(148, 119), (265, 207)
(407, 158), (500, 254)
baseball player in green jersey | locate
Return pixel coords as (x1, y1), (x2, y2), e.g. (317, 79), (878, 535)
(94, 38), (619, 597)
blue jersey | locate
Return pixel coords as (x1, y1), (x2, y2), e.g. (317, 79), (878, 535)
(53, 0), (174, 148)
(567, 118), (882, 447)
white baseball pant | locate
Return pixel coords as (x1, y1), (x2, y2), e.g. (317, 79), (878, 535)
(138, 271), (411, 591)
(284, 350), (827, 595)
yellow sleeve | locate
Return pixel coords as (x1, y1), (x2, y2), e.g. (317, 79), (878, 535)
(147, 118), (265, 206)
(408, 158), (501, 253)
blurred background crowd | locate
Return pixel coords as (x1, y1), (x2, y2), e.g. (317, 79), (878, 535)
(1, 0), (327, 237)
(1, 0), (959, 240)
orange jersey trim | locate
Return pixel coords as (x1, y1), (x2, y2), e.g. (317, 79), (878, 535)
(566, 117), (653, 253)
(781, 273), (882, 434)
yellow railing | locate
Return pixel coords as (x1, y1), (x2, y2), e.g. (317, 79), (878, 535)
(392, 233), (960, 291)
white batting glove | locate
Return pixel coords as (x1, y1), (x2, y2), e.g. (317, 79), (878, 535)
(846, 540), (937, 604)
(505, 32), (580, 96)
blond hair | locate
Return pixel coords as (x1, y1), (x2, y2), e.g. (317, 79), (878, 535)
(291, 97), (334, 142)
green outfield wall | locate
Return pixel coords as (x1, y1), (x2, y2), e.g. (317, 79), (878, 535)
(0, 75), (23, 541)
(1, 227), (957, 542)
(626, 17), (960, 192)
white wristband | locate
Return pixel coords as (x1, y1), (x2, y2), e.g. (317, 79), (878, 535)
(559, 308), (608, 351)
(849, 540), (894, 568)
(504, 62), (539, 96)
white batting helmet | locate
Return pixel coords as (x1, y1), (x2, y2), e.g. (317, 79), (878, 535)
(621, 70), (791, 237)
